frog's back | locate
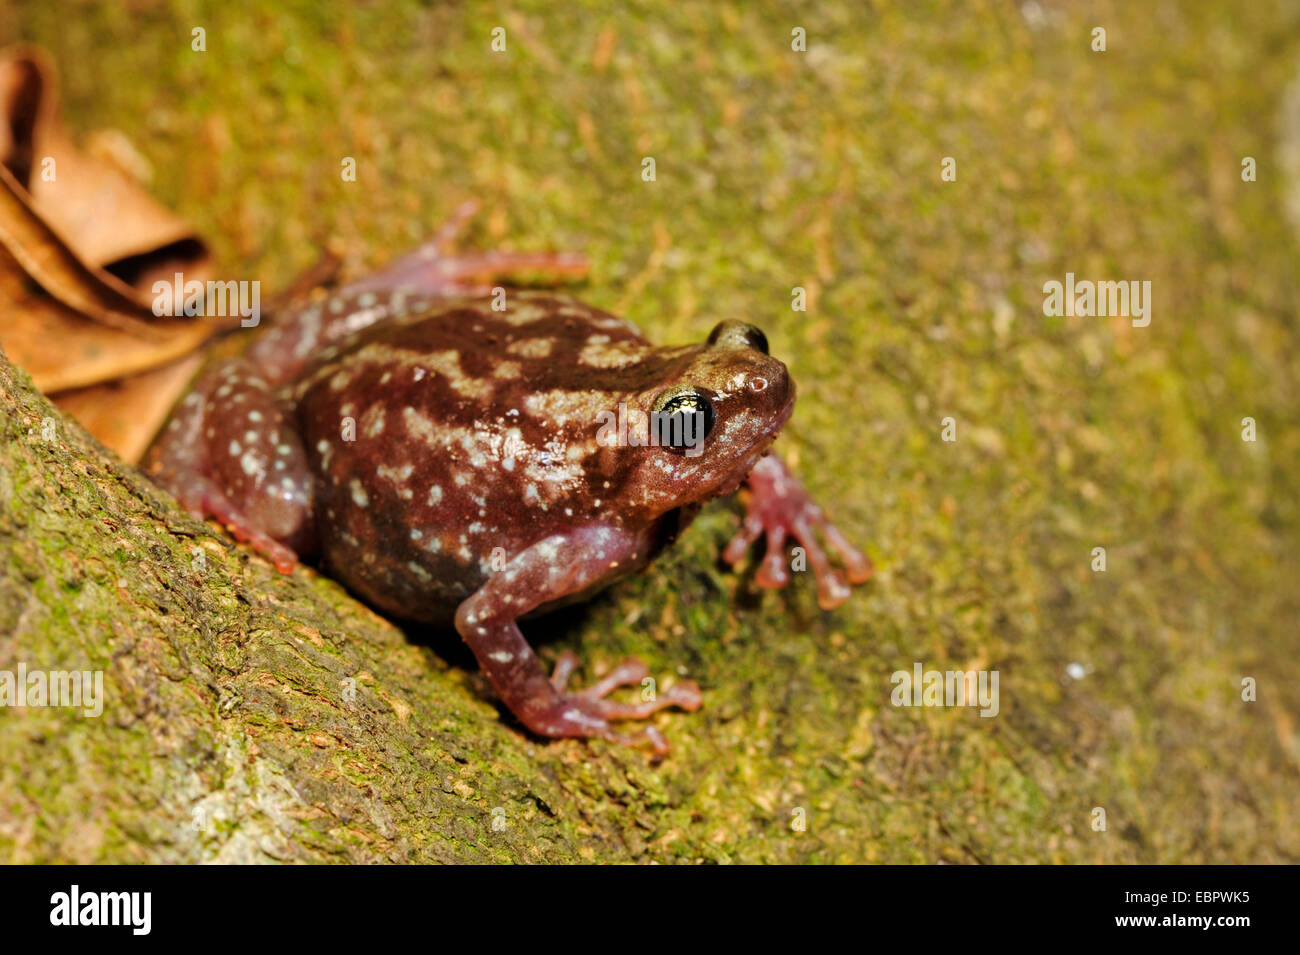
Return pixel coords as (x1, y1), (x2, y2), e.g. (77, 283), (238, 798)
(289, 293), (657, 623)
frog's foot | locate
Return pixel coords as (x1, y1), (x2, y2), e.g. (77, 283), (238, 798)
(173, 474), (301, 574)
(341, 199), (588, 298)
(724, 454), (873, 610)
(551, 651), (702, 709)
(537, 653), (702, 754)
(456, 526), (703, 753)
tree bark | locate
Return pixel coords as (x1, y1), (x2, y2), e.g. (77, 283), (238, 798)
(0, 347), (653, 863)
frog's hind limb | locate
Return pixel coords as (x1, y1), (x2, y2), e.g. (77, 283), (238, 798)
(339, 199), (588, 298)
(724, 454), (873, 610)
(143, 358), (316, 575)
(455, 526), (701, 754)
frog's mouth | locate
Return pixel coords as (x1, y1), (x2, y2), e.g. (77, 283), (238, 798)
(763, 395), (796, 442)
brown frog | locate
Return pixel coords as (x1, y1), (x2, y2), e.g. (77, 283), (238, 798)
(145, 205), (872, 752)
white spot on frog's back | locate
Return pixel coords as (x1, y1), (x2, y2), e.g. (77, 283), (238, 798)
(524, 389), (612, 427)
(459, 433), (488, 468)
(349, 479), (369, 507)
(565, 441), (595, 463)
(578, 336), (644, 369)
(361, 404), (386, 438)
(504, 426), (525, 451)
(418, 349), (461, 378)
(402, 405), (443, 448)
(428, 484), (443, 506)
(506, 337), (553, 358)
(377, 463), (414, 484)
(501, 304), (550, 327)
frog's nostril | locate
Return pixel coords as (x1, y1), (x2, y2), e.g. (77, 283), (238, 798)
(749, 376), (769, 393)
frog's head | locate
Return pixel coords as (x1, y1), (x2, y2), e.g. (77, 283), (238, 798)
(618, 320), (795, 516)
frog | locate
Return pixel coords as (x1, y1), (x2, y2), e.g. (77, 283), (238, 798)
(144, 202), (872, 752)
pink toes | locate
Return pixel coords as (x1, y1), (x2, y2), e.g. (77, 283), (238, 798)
(725, 454), (873, 610)
(544, 653), (702, 753)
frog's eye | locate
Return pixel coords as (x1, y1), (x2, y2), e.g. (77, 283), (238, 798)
(652, 386), (716, 451)
(707, 320), (769, 355)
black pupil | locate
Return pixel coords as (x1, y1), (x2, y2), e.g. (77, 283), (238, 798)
(657, 393), (715, 449)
